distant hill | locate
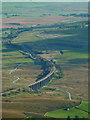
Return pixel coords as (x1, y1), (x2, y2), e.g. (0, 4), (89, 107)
(2, 2), (88, 18)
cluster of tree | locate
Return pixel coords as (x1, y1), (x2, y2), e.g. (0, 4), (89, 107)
(3, 12), (20, 18)
(59, 22), (87, 29)
(2, 91), (20, 97)
(2, 87), (15, 93)
(6, 23), (21, 25)
(43, 87), (56, 91)
(54, 72), (64, 79)
(54, 64), (64, 79)
(2, 27), (32, 41)
(40, 13), (51, 17)
(61, 13), (88, 17)
(67, 116), (80, 120)
(2, 88), (32, 97)
(35, 57), (53, 81)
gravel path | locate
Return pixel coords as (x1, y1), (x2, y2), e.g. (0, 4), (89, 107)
(9, 63), (22, 84)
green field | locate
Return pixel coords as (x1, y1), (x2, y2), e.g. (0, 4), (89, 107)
(44, 101), (88, 118)
(2, 2), (88, 118)
(76, 101), (88, 112)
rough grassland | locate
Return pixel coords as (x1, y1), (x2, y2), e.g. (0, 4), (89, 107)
(2, 95), (79, 118)
(2, 45), (42, 91)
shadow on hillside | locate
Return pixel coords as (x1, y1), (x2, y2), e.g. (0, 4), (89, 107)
(18, 31), (88, 54)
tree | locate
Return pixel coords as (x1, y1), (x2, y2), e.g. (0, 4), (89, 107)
(67, 116), (70, 120)
(74, 116), (79, 120)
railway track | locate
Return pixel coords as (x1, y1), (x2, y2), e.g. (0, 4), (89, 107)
(18, 49), (55, 91)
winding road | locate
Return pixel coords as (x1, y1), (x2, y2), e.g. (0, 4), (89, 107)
(56, 89), (72, 100)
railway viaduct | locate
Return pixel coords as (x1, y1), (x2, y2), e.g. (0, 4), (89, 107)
(19, 49), (55, 91)
(28, 70), (54, 91)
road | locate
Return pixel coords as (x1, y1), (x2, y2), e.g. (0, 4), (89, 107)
(55, 88), (72, 100)
(9, 63), (22, 84)
(19, 50), (36, 60)
(66, 91), (72, 100)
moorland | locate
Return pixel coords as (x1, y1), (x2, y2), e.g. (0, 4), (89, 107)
(2, 2), (88, 119)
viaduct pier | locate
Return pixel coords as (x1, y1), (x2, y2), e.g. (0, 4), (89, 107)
(28, 67), (55, 91)
(19, 49), (55, 91)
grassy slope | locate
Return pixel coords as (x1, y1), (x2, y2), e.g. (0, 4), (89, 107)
(76, 101), (88, 112)
(44, 101), (88, 118)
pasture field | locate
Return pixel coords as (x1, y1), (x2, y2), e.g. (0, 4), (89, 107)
(2, 2), (88, 119)
(75, 101), (88, 112)
(44, 101), (88, 118)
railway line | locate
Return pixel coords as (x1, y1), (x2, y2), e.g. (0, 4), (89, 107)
(18, 49), (55, 91)
(18, 48), (72, 100)
(28, 66), (55, 90)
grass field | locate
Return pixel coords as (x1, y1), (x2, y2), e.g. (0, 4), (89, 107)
(2, 2), (88, 118)
(44, 101), (88, 118)
(76, 101), (88, 112)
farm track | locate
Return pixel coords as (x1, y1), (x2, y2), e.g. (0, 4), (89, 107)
(66, 91), (72, 100)
(56, 89), (72, 100)
(9, 63), (22, 84)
